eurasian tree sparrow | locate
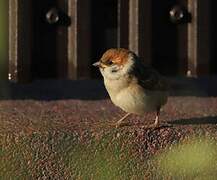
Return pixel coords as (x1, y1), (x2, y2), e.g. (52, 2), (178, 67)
(93, 48), (168, 128)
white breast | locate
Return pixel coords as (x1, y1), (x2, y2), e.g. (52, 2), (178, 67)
(105, 81), (167, 115)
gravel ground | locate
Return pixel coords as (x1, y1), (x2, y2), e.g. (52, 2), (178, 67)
(1, 77), (217, 133)
(0, 77), (217, 179)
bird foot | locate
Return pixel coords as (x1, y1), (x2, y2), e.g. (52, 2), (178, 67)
(141, 123), (158, 129)
(141, 122), (172, 129)
(114, 122), (131, 128)
(115, 122), (122, 128)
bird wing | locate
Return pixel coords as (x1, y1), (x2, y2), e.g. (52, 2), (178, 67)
(133, 63), (169, 91)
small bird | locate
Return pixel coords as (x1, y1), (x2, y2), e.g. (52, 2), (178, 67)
(93, 48), (169, 128)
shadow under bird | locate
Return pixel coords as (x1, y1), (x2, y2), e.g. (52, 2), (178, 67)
(93, 48), (169, 128)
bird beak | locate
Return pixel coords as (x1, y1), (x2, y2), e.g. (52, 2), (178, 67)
(92, 61), (100, 67)
(93, 61), (107, 69)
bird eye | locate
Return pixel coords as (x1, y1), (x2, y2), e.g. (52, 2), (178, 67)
(107, 60), (113, 66)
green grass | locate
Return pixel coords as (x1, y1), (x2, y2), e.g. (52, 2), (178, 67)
(0, 130), (152, 179)
(1, 129), (217, 179)
(155, 137), (217, 179)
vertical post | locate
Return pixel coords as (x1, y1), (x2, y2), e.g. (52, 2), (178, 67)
(187, 0), (210, 76)
(129, 0), (139, 53)
(0, 0), (8, 81)
(176, 0), (188, 76)
(128, 0), (152, 65)
(56, 0), (68, 78)
(117, 0), (129, 48)
(9, 0), (18, 81)
(68, 0), (91, 79)
(9, 0), (32, 82)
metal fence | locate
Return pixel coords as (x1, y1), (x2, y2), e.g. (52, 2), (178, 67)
(5, 0), (217, 82)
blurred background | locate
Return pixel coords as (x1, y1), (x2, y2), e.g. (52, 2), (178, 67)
(1, 0), (217, 83)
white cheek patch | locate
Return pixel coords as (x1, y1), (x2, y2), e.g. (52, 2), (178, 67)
(102, 66), (119, 80)
(119, 56), (134, 76)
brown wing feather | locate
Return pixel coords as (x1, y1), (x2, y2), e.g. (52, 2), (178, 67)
(133, 62), (169, 91)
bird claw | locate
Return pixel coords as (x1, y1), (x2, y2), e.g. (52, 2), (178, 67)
(141, 122), (172, 129)
(115, 123), (121, 128)
(114, 122), (131, 128)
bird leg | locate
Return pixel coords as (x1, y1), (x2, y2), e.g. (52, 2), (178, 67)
(153, 108), (160, 127)
(148, 107), (171, 128)
(144, 107), (160, 128)
(115, 112), (131, 127)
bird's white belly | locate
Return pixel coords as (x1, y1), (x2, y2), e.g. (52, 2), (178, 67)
(110, 88), (167, 115)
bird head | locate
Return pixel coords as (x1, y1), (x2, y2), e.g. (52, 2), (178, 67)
(93, 48), (137, 80)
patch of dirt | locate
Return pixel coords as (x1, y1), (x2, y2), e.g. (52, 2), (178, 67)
(0, 78), (217, 179)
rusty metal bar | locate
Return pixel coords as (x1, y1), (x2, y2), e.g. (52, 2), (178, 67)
(177, 0), (188, 76)
(8, 0), (18, 81)
(187, 0), (211, 77)
(0, 0), (8, 81)
(128, 0), (152, 65)
(9, 0), (32, 82)
(56, 0), (68, 78)
(68, 0), (91, 79)
(67, 0), (77, 79)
